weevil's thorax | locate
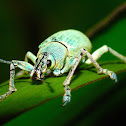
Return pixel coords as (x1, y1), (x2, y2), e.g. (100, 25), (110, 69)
(37, 42), (68, 70)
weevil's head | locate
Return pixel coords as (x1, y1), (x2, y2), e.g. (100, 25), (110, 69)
(30, 52), (55, 81)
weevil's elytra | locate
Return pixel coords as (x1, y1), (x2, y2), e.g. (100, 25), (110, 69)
(0, 29), (126, 106)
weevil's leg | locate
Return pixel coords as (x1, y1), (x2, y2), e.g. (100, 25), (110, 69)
(83, 48), (118, 82)
(62, 55), (82, 106)
(16, 51), (37, 76)
(85, 45), (126, 64)
(0, 91), (13, 101)
(0, 60), (33, 101)
(53, 57), (77, 76)
(24, 51), (37, 64)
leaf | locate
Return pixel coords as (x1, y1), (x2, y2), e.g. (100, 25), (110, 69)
(1, 9), (126, 126)
(4, 72), (126, 126)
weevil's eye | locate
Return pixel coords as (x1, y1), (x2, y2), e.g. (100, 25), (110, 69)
(47, 60), (52, 67)
(36, 58), (38, 63)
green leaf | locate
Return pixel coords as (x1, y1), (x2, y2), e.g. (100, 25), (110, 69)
(1, 12), (126, 126)
(4, 72), (126, 126)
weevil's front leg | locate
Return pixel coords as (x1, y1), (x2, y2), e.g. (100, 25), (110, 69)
(0, 60), (33, 101)
(53, 57), (77, 76)
(16, 51), (36, 76)
(25, 51), (37, 64)
(62, 54), (82, 106)
(83, 48), (118, 82)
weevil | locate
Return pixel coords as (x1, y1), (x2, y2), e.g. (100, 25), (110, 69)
(0, 29), (126, 106)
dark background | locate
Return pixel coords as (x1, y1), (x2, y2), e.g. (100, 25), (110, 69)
(0, 0), (125, 83)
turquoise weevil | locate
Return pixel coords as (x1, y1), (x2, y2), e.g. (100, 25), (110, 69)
(0, 29), (126, 106)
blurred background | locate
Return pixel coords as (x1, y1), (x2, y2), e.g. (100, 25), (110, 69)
(0, 0), (125, 83)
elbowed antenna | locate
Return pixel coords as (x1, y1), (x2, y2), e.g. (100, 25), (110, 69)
(0, 59), (12, 64)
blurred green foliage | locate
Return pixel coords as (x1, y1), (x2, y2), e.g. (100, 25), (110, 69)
(0, 0), (125, 83)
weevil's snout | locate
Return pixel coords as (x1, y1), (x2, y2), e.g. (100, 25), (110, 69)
(30, 69), (45, 81)
(31, 71), (39, 80)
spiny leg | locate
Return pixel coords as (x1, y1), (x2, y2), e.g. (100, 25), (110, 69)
(16, 51), (37, 76)
(85, 45), (126, 82)
(25, 51), (37, 64)
(62, 54), (82, 106)
(53, 57), (77, 76)
(85, 45), (126, 64)
(0, 91), (13, 101)
(83, 48), (119, 82)
(0, 59), (13, 101)
(0, 60), (33, 101)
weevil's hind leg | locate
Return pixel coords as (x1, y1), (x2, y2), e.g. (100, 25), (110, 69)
(0, 60), (33, 101)
(85, 45), (126, 64)
(16, 51), (37, 77)
(62, 54), (82, 106)
(83, 47), (122, 82)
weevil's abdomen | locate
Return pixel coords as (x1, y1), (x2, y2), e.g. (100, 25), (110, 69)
(39, 29), (92, 57)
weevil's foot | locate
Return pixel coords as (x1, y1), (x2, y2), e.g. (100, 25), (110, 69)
(62, 85), (71, 107)
(0, 90), (12, 101)
(13, 88), (17, 91)
(103, 69), (118, 83)
(53, 70), (62, 76)
(108, 71), (117, 83)
(62, 95), (71, 107)
(9, 86), (17, 92)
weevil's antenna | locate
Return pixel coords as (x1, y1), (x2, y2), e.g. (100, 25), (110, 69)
(0, 59), (11, 64)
